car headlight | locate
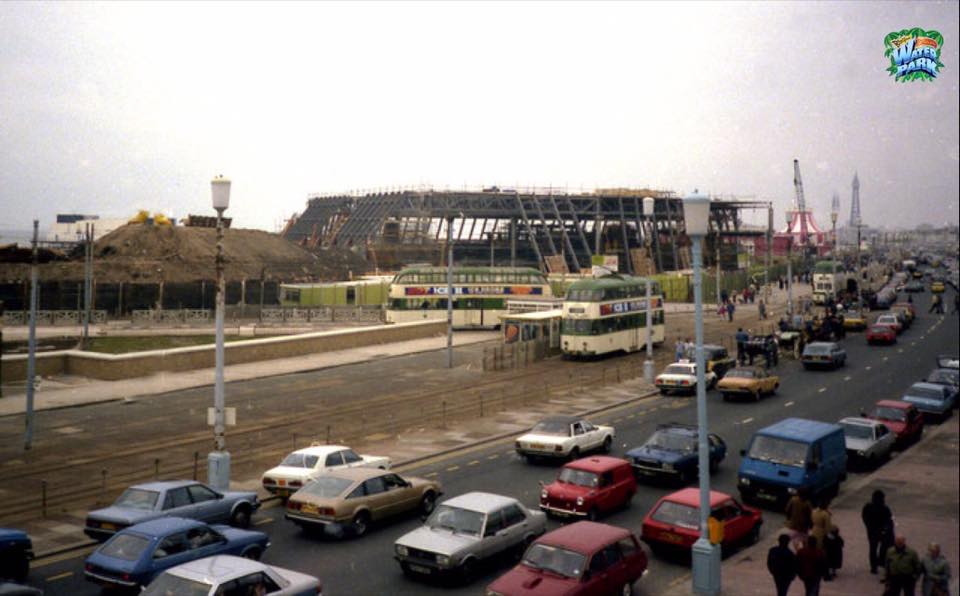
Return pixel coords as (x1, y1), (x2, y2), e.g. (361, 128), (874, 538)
(396, 545), (409, 557)
(739, 477), (751, 486)
(663, 463), (674, 471)
(788, 487), (798, 495)
(436, 555), (451, 567)
(540, 490), (548, 500)
(576, 496), (584, 506)
(857, 450), (866, 456)
(555, 445), (564, 452)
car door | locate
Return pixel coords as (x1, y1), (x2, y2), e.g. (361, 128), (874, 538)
(714, 500), (750, 545)
(216, 571), (283, 596)
(360, 476), (391, 520)
(875, 424), (894, 458)
(594, 471), (615, 512)
(380, 473), (416, 517)
(571, 422), (586, 451)
(186, 483), (226, 522)
(150, 532), (194, 580)
(708, 434), (726, 466)
(324, 451), (345, 473)
(161, 487), (196, 520)
(585, 544), (621, 595)
(341, 449), (366, 469)
(480, 509), (507, 559)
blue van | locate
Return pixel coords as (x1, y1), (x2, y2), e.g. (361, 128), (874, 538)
(737, 418), (847, 506)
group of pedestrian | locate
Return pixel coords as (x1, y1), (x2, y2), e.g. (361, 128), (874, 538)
(734, 327), (778, 368)
(674, 337), (692, 362)
(768, 489), (952, 596)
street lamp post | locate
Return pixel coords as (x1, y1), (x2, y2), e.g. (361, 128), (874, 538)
(830, 210), (839, 303)
(24, 220), (39, 451)
(208, 176), (231, 491)
(642, 197), (656, 384)
(683, 191), (721, 595)
(446, 216), (454, 369)
(786, 212), (793, 315)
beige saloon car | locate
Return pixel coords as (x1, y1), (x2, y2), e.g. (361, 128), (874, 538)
(284, 468), (442, 537)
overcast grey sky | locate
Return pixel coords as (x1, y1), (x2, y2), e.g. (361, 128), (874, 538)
(1, 1), (957, 235)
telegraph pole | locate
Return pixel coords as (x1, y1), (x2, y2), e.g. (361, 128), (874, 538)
(24, 220), (39, 451)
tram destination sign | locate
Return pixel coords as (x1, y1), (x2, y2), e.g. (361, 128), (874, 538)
(404, 286), (544, 296)
(599, 297), (662, 316)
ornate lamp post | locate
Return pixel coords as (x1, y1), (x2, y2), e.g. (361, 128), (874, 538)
(683, 190), (720, 595)
(208, 175), (231, 491)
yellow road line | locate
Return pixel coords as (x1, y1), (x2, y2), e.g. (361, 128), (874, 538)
(46, 572), (73, 582)
(425, 472), (438, 477)
(254, 517), (274, 526)
(467, 460), (480, 466)
(446, 465), (460, 472)
(487, 454), (499, 460)
(818, 387), (827, 393)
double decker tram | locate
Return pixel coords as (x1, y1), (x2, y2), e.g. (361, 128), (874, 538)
(561, 274), (666, 357)
(385, 266), (553, 329)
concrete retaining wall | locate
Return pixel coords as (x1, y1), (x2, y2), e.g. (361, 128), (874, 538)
(1, 321), (446, 382)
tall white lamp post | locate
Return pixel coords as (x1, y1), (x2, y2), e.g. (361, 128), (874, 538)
(642, 197), (656, 384)
(683, 190), (721, 595)
(208, 175), (231, 491)
(785, 211), (794, 315)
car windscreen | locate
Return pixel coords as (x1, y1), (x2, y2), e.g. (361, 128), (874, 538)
(142, 573), (211, 596)
(872, 407), (906, 422)
(746, 435), (808, 467)
(644, 430), (695, 453)
(803, 344), (832, 355)
(522, 543), (586, 579)
(650, 500), (699, 529)
(113, 488), (159, 511)
(557, 468), (599, 488)
(99, 533), (151, 561)
(869, 326), (890, 334)
(841, 423), (874, 440)
(301, 476), (353, 498)
(724, 369), (755, 379)
(281, 453), (321, 468)
(663, 365), (692, 375)
(928, 369), (958, 385)
(531, 421), (570, 436)
(908, 386), (944, 400)
(426, 505), (485, 536)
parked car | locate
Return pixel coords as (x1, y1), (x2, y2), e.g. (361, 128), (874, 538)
(683, 344), (736, 378)
(838, 417), (895, 468)
(800, 342), (846, 370)
(394, 492), (546, 582)
(738, 418), (847, 507)
(641, 488), (762, 556)
(891, 303), (916, 324)
(937, 355), (959, 370)
(142, 555), (320, 596)
(261, 444), (391, 497)
(0, 529), (33, 582)
(841, 310), (867, 331)
(285, 468), (441, 537)
(716, 366), (779, 402)
(862, 400), (924, 447)
(515, 416), (615, 461)
(925, 368), (959, 406)
(626, 424), (726, 485)
(83, 517), (270, 590)
(485, 521), (648, 596)
(539, 456), (636, 520)
(866, 324), (897, 345)
(84, 481), (260, 542)
(901, 382), (955, 422)
(904, 280), (924, 292)
(874, 314), (903, 335)
(655, 361), (717, 395)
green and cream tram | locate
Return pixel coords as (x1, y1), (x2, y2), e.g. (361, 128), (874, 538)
(386, 266), (553, 328)
(561, 275), (666, 357)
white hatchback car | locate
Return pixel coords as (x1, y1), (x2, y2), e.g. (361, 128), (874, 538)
(655, 361), (718, 395)
(261, 444), (391, 497)
(514, 416), (615, 460)
(838, 417), (895, 468)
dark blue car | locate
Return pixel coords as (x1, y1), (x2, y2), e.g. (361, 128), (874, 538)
(83, 517), (269, 590)
(0, 528), (33, 582)
(626, 424), (726, 485)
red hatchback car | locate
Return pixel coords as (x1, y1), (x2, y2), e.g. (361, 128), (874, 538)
(485, 521), (648, 596)
(863, 400), (924, 447)
(641, 488), (762, 556)
(866, 324), (897, 345)
(540, 456), (637, 521)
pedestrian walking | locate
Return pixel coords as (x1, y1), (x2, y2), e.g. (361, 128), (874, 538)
(779, 276), (785, 290)
(920, 543), (951, 596)
(810, 497), (833, 551)
(767, 534), (797, 596)
(952, 293), (959, 315)
(797, 535), (828, 596)
(717, 301), (727, 319)
(735, 327), (749, 365)
(765, 334), (779, 367)
(929, 295), (942, 314)
(824, 526), (844, 581)
(785, 491), (814, 551)
(758, 298), (767, 320)
(675, 339), (685, 362)
(863, 489), (895, 575)
(727, 299), (736, 322)
(886, 535), (922, 596)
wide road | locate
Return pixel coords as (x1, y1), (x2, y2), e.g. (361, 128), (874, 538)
(27, 289), (959, 595)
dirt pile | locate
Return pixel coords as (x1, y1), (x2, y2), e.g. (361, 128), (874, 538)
(0, 224), (369, 283)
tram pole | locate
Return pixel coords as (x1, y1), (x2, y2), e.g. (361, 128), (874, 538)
(446, 216), (454, 369)
(642, 197), (656, 384)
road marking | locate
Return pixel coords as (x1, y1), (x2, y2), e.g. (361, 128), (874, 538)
(487, 454), (499, 460)
(467, 460), (480, 466)
(898, 349), (904, 354)
(818, 387), (827, 393)
(425, 471), (438, 477)
(865, 366), (872, 371)
(446, 465), (460, 472)
(613, 417), (624, 423)
(46, 572), (73, 582)
(844, 376), (851, 381)
(741, 417), (754, 424)
(784, 401), (795, 407)
(254, 517), (274, 526)
(626, 414), (636, 419)
(910, 342), (916, 347)
(883, 357), (889, 362)
(504, 450), (514, 456)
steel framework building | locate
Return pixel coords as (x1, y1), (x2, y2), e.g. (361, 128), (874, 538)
(282, 187), (761, 273)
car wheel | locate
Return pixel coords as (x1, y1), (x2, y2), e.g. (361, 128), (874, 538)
(748, 524), (761, 545)
(419, 491), (437, 516)
(587, 507), (600, 521)
(459, 558), (478, 583)
(352, 511), (371, 537)
(242, 546), (262, 561)
(754, 390), (761, 402)
(722, 392), (730, 402)
(772, 383), (779, 395)
(709, 459), (719, 474)
(569, 447), (580, 461)
(602, 436), (613, 454)
(230, 505), (252, 529)
(400, 562), (418, 578)
(623, 491), (635, 509)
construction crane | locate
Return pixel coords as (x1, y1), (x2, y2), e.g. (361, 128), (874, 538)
(792, 159), (809, 247)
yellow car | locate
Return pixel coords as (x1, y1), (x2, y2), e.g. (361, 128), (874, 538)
(842, 311), (867, 331)
(931, 281), (945, 293)
(716, 366), (780, 402)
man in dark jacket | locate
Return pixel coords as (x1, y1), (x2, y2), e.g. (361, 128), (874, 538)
(767, 534), (797, 596)
(797, 535), (828, 596)
(862, 489), (895, 574)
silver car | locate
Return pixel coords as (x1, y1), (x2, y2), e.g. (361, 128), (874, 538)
(141, 555), (320, 595)
(839, 417), (895, 468)
(394, 492), (546, 582)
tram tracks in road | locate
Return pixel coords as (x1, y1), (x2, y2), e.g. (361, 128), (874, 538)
(0, 354), (650, 525)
